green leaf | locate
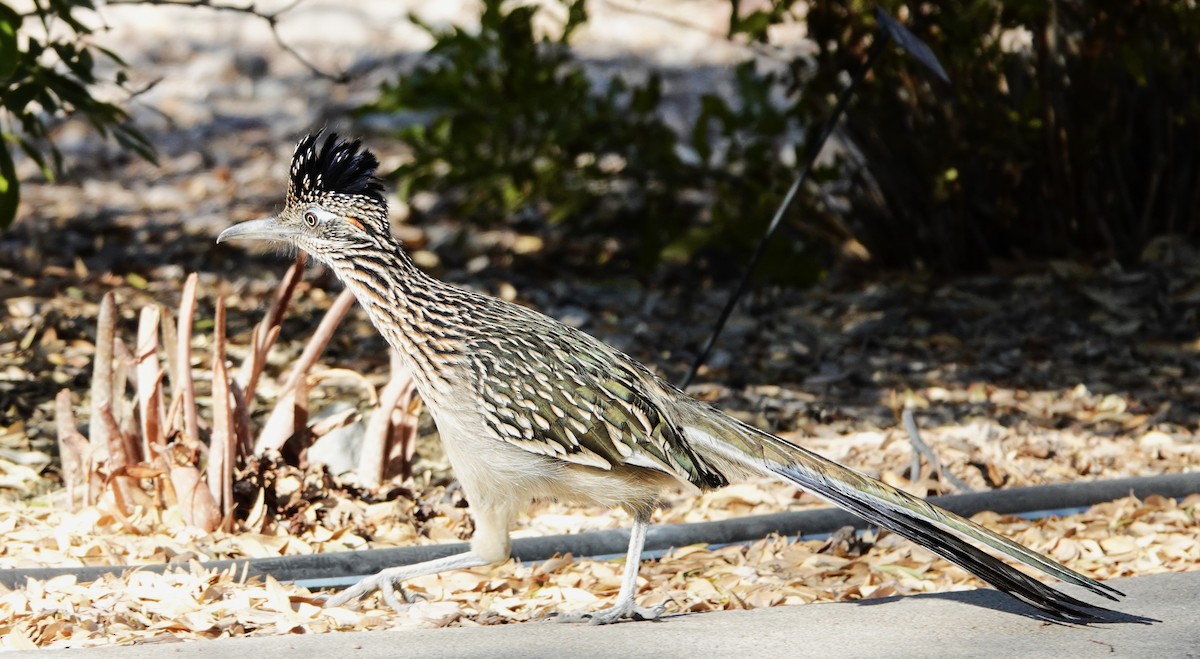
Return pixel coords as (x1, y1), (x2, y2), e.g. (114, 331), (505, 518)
(114, 126), (157, 164)
(2, 81), (36, 114)
(94, 45), (127, 67)
(734, 10), (774, 42)
(0, 3), (19, 81)
(17, 137), (52, 179)
(0, 144), (19, 229)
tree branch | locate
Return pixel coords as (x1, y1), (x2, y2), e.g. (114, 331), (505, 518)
(104, 0), (351, 82)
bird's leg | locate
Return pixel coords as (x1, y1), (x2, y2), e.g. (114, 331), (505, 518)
(323, 499), (513, 612)
(323, 551), (490, 611)
(555, 509), (664, 624)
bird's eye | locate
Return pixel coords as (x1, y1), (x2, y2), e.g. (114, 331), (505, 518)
(303, 210), (319, 228)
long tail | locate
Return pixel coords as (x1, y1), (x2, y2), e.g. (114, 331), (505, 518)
(685, 415), (1124, 622)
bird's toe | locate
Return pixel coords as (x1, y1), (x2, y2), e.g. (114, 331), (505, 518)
(552, 603), (665, 625)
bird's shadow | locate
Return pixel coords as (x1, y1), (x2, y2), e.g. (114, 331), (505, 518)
(852, 588), (1159, 626)
(542, 588), (1158, 627)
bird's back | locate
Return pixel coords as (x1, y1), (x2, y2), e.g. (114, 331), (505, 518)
(415, 281), (729, 491)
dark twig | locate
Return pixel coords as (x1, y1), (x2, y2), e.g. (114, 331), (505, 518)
(902, 408), (974, 494)
(681, 38), (887, 389)
(104, 0), (350, 82)
(681, 7), (949, 388)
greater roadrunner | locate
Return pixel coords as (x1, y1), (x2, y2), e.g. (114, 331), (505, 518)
(218, 131), (1122, 624)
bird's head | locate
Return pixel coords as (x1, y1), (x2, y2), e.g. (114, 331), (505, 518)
(217, 130), (392, 260)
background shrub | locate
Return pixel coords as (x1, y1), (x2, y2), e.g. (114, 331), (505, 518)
(0, 0), (154, 229)
(370, 0), (1200, 277)
(809, 0), (1200, 272)
(364, 0), (826, 279)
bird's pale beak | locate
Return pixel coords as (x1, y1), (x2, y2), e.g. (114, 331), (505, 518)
(216, 217), (293, 244)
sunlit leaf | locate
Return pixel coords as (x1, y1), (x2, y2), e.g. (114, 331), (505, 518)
(0, 142), (18, 229)
(0, 3), (20, 81)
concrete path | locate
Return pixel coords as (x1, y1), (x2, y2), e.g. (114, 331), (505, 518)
(37, 571), (1198, 658)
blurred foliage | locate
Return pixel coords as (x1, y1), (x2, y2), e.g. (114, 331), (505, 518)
(366, 0), (682, 266)
(1, 0), (1193, 271)
(370, 0), (1200, 275)
(365, 0), (823, 278)
(0, 0), (154, 229)
(805, 0), (1200, 271)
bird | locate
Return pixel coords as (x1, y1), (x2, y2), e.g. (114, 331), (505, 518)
(217, 130), (1123, 624)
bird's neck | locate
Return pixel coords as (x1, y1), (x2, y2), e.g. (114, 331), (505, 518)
(329, 239), (469, 394)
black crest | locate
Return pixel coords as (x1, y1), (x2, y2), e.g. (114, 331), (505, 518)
(288, 130), (385, 206)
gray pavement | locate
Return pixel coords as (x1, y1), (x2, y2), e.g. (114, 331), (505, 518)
(39, 571), (1199, 658)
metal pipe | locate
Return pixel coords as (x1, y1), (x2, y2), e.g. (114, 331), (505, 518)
(2, 471), (1195, 589)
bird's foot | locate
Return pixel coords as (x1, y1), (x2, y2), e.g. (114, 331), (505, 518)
(321, 567), (427, 613)
(553, 601), (666, 625)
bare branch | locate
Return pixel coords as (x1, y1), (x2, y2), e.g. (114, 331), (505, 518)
(104, 0), (351, 82)
(55, 389), (91, 511)
(161, 303), (179, 400)
(167, 446), (222, 532)
(277, 288), (356, 396)
(176, 273), (201, 447)
(98, 404), (137, 512)
(135, 305), (165, 461)
(230, 380), (254, 460)
(385, 385), (419, 482)
(262, 254), (306, 332)
(305, 368), (378, 406)
(255, 389), (297, 454)
(291, 360), (311, 460)
(113, 337), (139, 395)
(598, 0), (799, 62)
(111, 336), (144, 464)
(254, 287), (357, 454)
(901, 408), (974, 493)
(208, 297), (236, 530)
(238, 255), (304, 402)
(358, 350), (414, 487)
(89, 292), (116, 454)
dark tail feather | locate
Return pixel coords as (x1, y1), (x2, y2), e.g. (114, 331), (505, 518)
(773, 464), (1119, 622)
(684, 408), (1131, 622)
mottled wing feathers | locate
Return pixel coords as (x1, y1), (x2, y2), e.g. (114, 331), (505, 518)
(468, 327), (726, 490)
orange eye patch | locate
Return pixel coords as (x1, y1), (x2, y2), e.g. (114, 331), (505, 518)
(344, 217), (366, 232)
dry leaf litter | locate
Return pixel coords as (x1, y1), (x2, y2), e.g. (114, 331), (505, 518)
(0, 493), (1196, 649)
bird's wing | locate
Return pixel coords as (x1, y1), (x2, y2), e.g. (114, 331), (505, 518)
(465, 329), (727, 489)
